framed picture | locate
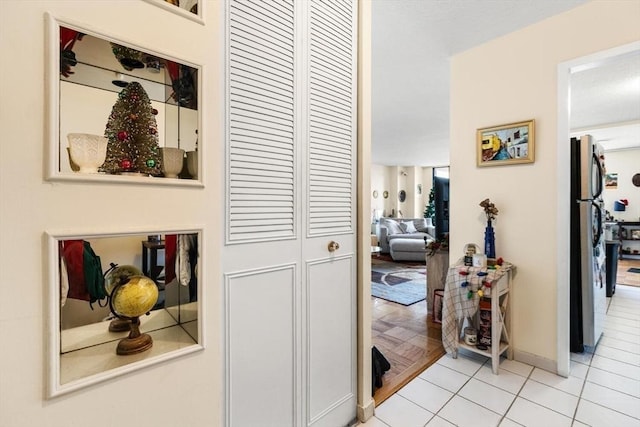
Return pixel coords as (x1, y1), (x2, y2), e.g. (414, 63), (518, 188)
(477, 120), (535, 167)
(605, 173), (618, 188)
(631, 229), (640, 240)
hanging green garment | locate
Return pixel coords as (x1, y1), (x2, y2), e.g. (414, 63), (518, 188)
(83, 241), (106, 308)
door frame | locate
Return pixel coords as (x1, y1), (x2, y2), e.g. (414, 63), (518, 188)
(356, 0), (375, 421)
(555, 40), (640, 377)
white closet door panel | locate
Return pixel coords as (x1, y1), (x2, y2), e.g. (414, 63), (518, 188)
(225, 266), (298, 427)
(232, 140), (293, 158)
(230, 84), (293, 109)
(306, 256), (355, 426)
(228, 0), (296, 243)
(240, 0), (294, 29)
(231, 3), (293, 45)
(303, 3), (357, 422)
(309, 90), (351, 113)
(230, 68), (293, 96)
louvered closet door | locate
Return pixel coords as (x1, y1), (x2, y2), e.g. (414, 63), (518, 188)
(224, 1), (356, 426)
(301, 1), (357, 427)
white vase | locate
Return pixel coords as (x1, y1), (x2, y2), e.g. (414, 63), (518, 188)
(67, 133), (108, 174)
(160, 147), (185, 178)
(186, 150), (198, 179)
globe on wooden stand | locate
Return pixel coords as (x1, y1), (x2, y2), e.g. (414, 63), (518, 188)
(109, 275), (159, 355)
(104, 264), (143, 332)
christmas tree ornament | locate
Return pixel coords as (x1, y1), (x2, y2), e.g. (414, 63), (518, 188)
(101, 82), (162, 175)
(152, 108), (158, 115)
(149, 127), (157, 135)
(120, 158), (132, 170)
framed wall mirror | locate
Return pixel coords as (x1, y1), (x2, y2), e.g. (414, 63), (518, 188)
(47, 228), (203, 397)
(143, 0), (204, 24)
(46, 14), (202, 185)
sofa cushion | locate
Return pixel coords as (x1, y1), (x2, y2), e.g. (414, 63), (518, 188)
(390, 238), (427, 252)
(381, 218), (402, 235)
(413, 218), (429, 232)
(400, 221), (417, 233)
(388, 232), (432, 243)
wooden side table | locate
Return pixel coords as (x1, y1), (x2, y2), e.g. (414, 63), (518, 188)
(426, 251), (448, 313)
(441, 263), (514, 374)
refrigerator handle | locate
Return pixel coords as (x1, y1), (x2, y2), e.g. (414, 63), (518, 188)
(592, 152), (603, 199)
(592, 201), (603, 249)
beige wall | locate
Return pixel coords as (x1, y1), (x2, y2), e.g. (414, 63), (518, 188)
(0, 1), (223, 425)
(450, 1), (640, 367)
(371, 164), (433, 219)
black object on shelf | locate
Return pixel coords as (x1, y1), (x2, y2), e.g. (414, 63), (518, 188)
(605, 241), (619, 297)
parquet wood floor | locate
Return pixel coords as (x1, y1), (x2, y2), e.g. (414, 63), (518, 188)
(371, 295), (444, 405)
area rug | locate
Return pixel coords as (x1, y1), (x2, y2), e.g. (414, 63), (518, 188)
(628, 268), (640, 273)
(371, 259), (426, 305)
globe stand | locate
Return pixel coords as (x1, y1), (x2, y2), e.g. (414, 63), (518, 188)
(108, 318), (131, 332)
(116, 317), (153, 355)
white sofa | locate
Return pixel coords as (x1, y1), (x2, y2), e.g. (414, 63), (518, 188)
(377, 218), (436, 261)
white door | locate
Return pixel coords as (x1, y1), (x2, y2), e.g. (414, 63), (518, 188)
(223, 1), (357, 426)
(302, 2), (357, 425)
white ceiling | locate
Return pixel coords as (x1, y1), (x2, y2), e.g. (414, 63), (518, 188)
(570, 50), (640, 151)
(371, 0), (640, 166)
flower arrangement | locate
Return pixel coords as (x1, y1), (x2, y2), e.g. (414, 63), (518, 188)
(426, 233), (449, 256)
(479, 198), (499, 222)
(479, 199), (498, 258)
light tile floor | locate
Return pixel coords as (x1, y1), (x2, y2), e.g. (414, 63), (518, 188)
(361, 284), (640, 427)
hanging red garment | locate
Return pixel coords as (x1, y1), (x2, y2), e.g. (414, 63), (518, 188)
(164, 234), (177, 283)
(61, 240), (90, 301)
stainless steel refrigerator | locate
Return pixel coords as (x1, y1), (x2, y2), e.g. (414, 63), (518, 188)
(570, 135), (607, 353)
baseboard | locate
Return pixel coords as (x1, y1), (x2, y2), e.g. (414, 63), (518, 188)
(357, 398), (375, 423)
(513, 349), (557, 374)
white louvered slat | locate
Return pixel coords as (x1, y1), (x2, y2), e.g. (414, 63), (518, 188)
(228, 0), (296, 242)
(307, 0), (354, 236)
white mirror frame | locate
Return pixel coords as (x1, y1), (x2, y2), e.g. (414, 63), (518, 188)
(143, 0), (205, 25)
(45, 13), (204, 187)
(46, 226), (205, 398)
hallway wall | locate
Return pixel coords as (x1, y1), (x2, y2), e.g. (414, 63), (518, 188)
(449, 1), (640, 369)
(0, 1), (224, 425)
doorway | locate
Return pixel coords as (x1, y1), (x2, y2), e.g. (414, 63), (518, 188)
(556, 41), (640, 377)
(370, 167), (449, 404)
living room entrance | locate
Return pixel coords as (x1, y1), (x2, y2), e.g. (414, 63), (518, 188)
(370, 167), (450, 403)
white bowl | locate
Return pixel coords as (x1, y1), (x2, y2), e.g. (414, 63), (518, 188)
(187, 150), (198, 179)
(160, 147), (185, 178)
(67, 133), (108, 174)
